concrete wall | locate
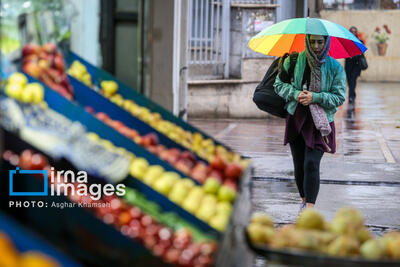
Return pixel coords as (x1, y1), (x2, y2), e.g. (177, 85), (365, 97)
(148, 0), (174, 111)
(320, 10), (400, 82)
(70, 0), (101, 67)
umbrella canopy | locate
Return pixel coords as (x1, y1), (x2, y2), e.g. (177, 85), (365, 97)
(248, 18), (367, 59)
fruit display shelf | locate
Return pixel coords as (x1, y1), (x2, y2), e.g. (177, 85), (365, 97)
(63, 51), (247, 168)
(0, 212), (83, 267)
(61, 55), (247, 191)
(0, 88), (225, 235)
(2, 74), (239, 233)
(1, 134), (215, 266)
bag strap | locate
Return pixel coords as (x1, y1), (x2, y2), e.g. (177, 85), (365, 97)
(288, 52), (298, 78)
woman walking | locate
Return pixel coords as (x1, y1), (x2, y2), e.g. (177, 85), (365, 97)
(345, 26), (364, 104)
(274, 34), (346, 211)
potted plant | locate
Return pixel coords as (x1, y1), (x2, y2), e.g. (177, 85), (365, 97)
(373, 25), (391, 56)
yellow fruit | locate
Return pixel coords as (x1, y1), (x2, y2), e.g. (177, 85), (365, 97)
(297, 208), (325, 230)
(101, 80), (118, 95)
(8, 72), (28, 86)
(19, 251), (60, 267)
(251, 213), (274, 228)
(5, 83), (24, 100)
(25, 83), (44, 103)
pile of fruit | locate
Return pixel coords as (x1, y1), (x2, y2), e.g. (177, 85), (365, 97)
(91, 110), (243, 186)
(67, 60), (93, 87)
(0, 231), (60, 267)
(3, 150), (218, 267)
(246, 208), (400, 261)
(65, 61), (248, 168)
(22, 43), (73, 100)
(3, 73), (44, 104)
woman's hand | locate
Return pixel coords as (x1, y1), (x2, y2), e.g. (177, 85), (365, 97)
(297, 90), (313, 106)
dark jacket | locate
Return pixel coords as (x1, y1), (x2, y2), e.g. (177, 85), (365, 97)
(345, 55), (362, 77)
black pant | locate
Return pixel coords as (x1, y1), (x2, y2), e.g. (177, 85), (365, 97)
(289, 135), (324, 204)
(346, 69), (359, 101)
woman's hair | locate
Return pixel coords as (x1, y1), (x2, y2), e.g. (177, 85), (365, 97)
(349, 26), (358, 32)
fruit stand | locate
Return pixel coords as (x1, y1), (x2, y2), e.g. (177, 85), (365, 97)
(0, 42), (255, 267)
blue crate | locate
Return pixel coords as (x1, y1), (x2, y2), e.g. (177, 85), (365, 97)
(0, 212), (82, 267)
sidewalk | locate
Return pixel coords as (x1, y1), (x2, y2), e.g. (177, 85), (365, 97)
(189, 82), (400, 231)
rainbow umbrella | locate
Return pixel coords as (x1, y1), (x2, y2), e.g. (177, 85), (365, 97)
(248, 18), (367, 59)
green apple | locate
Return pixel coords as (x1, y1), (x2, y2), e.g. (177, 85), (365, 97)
(100, 139), (115, 150)
(20, 86), (34, 103)
(159, 172), (180, 184)
(168, 183), (188, 204)
(180, 178), (195, 189)
(216, 201), (232, 215)
(201, 194), (217, 206)
(130, 158), (150, 179)
(8, 72), (28, 87)
(101, 80), (118, 95)
(217, 185), (237, 202)
(25, 83), (44, 103)
(153, 177), (175, 195)
(87, 132), (100, 142)
(196, 205), (216, 222)
(143, 165), (164, 185)
(210, 213), (229, 232)
(203, 178), (220, 194)
(5, 83), (24, 100)
(182, 196), (201, 213)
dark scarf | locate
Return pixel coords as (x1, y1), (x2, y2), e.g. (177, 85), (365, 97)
(305, 35), (332, 136)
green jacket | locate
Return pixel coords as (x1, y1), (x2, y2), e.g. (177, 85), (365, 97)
(273, 51), (346, 122)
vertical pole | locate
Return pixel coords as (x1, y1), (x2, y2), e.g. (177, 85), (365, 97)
(194, 0), (199, 62)
(188, 0), (193, 63)
(204, 0), (209, 63)
(210, 0), (215, 62)
(173, 0), (182, 116)
(215, 0), (221, 62)
(199, 0), (204, 63)
(222, 0), (230, 78)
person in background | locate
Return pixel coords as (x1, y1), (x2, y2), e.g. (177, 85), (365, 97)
(274, 34), (346, 212)
(345, 26), (365, 104)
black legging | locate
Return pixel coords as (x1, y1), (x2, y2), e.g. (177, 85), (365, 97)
(289, 135), (324, 204)
(346, 68), (359, 101)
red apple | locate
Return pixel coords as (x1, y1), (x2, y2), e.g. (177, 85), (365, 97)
(22, 62), (41, 78)
(54, 54), (65, 72)
(19, 149), (34, 169)
(224, 163), (243, 180)
(140, 215), (154, 227)
(128, 206), (143, 219)
(210, 155), (226, 171)
(190, 162), (208, 183)
(158, 227), (173, 241)
(143, 236), (157, 250)
(147, 145), (158, 154)
(22, 44), (40, 57)
(2, 150), (14, 161)
(145, 224), (160, 237)
(174, 159), (193, 175)
(179, 151), (196, 163)
(84, 106), (96, 114)
(164, 248), (181, 264)
(156, 145), (167, 155)
(30, 153), (48, 170)
(199, 242), (218, 256)
(152, 244), (167, 257)
(42, 43), (57, 55)
(208, 169), (224, 182)
(9, 155), (20, 166)
(223, 178), (238, 191)
(95, 112), (109, 121)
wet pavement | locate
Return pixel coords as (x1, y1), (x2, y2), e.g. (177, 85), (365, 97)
(189, 82), (400, 266)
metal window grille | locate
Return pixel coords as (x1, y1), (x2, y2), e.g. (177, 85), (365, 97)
(188, 0), (230, 78)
